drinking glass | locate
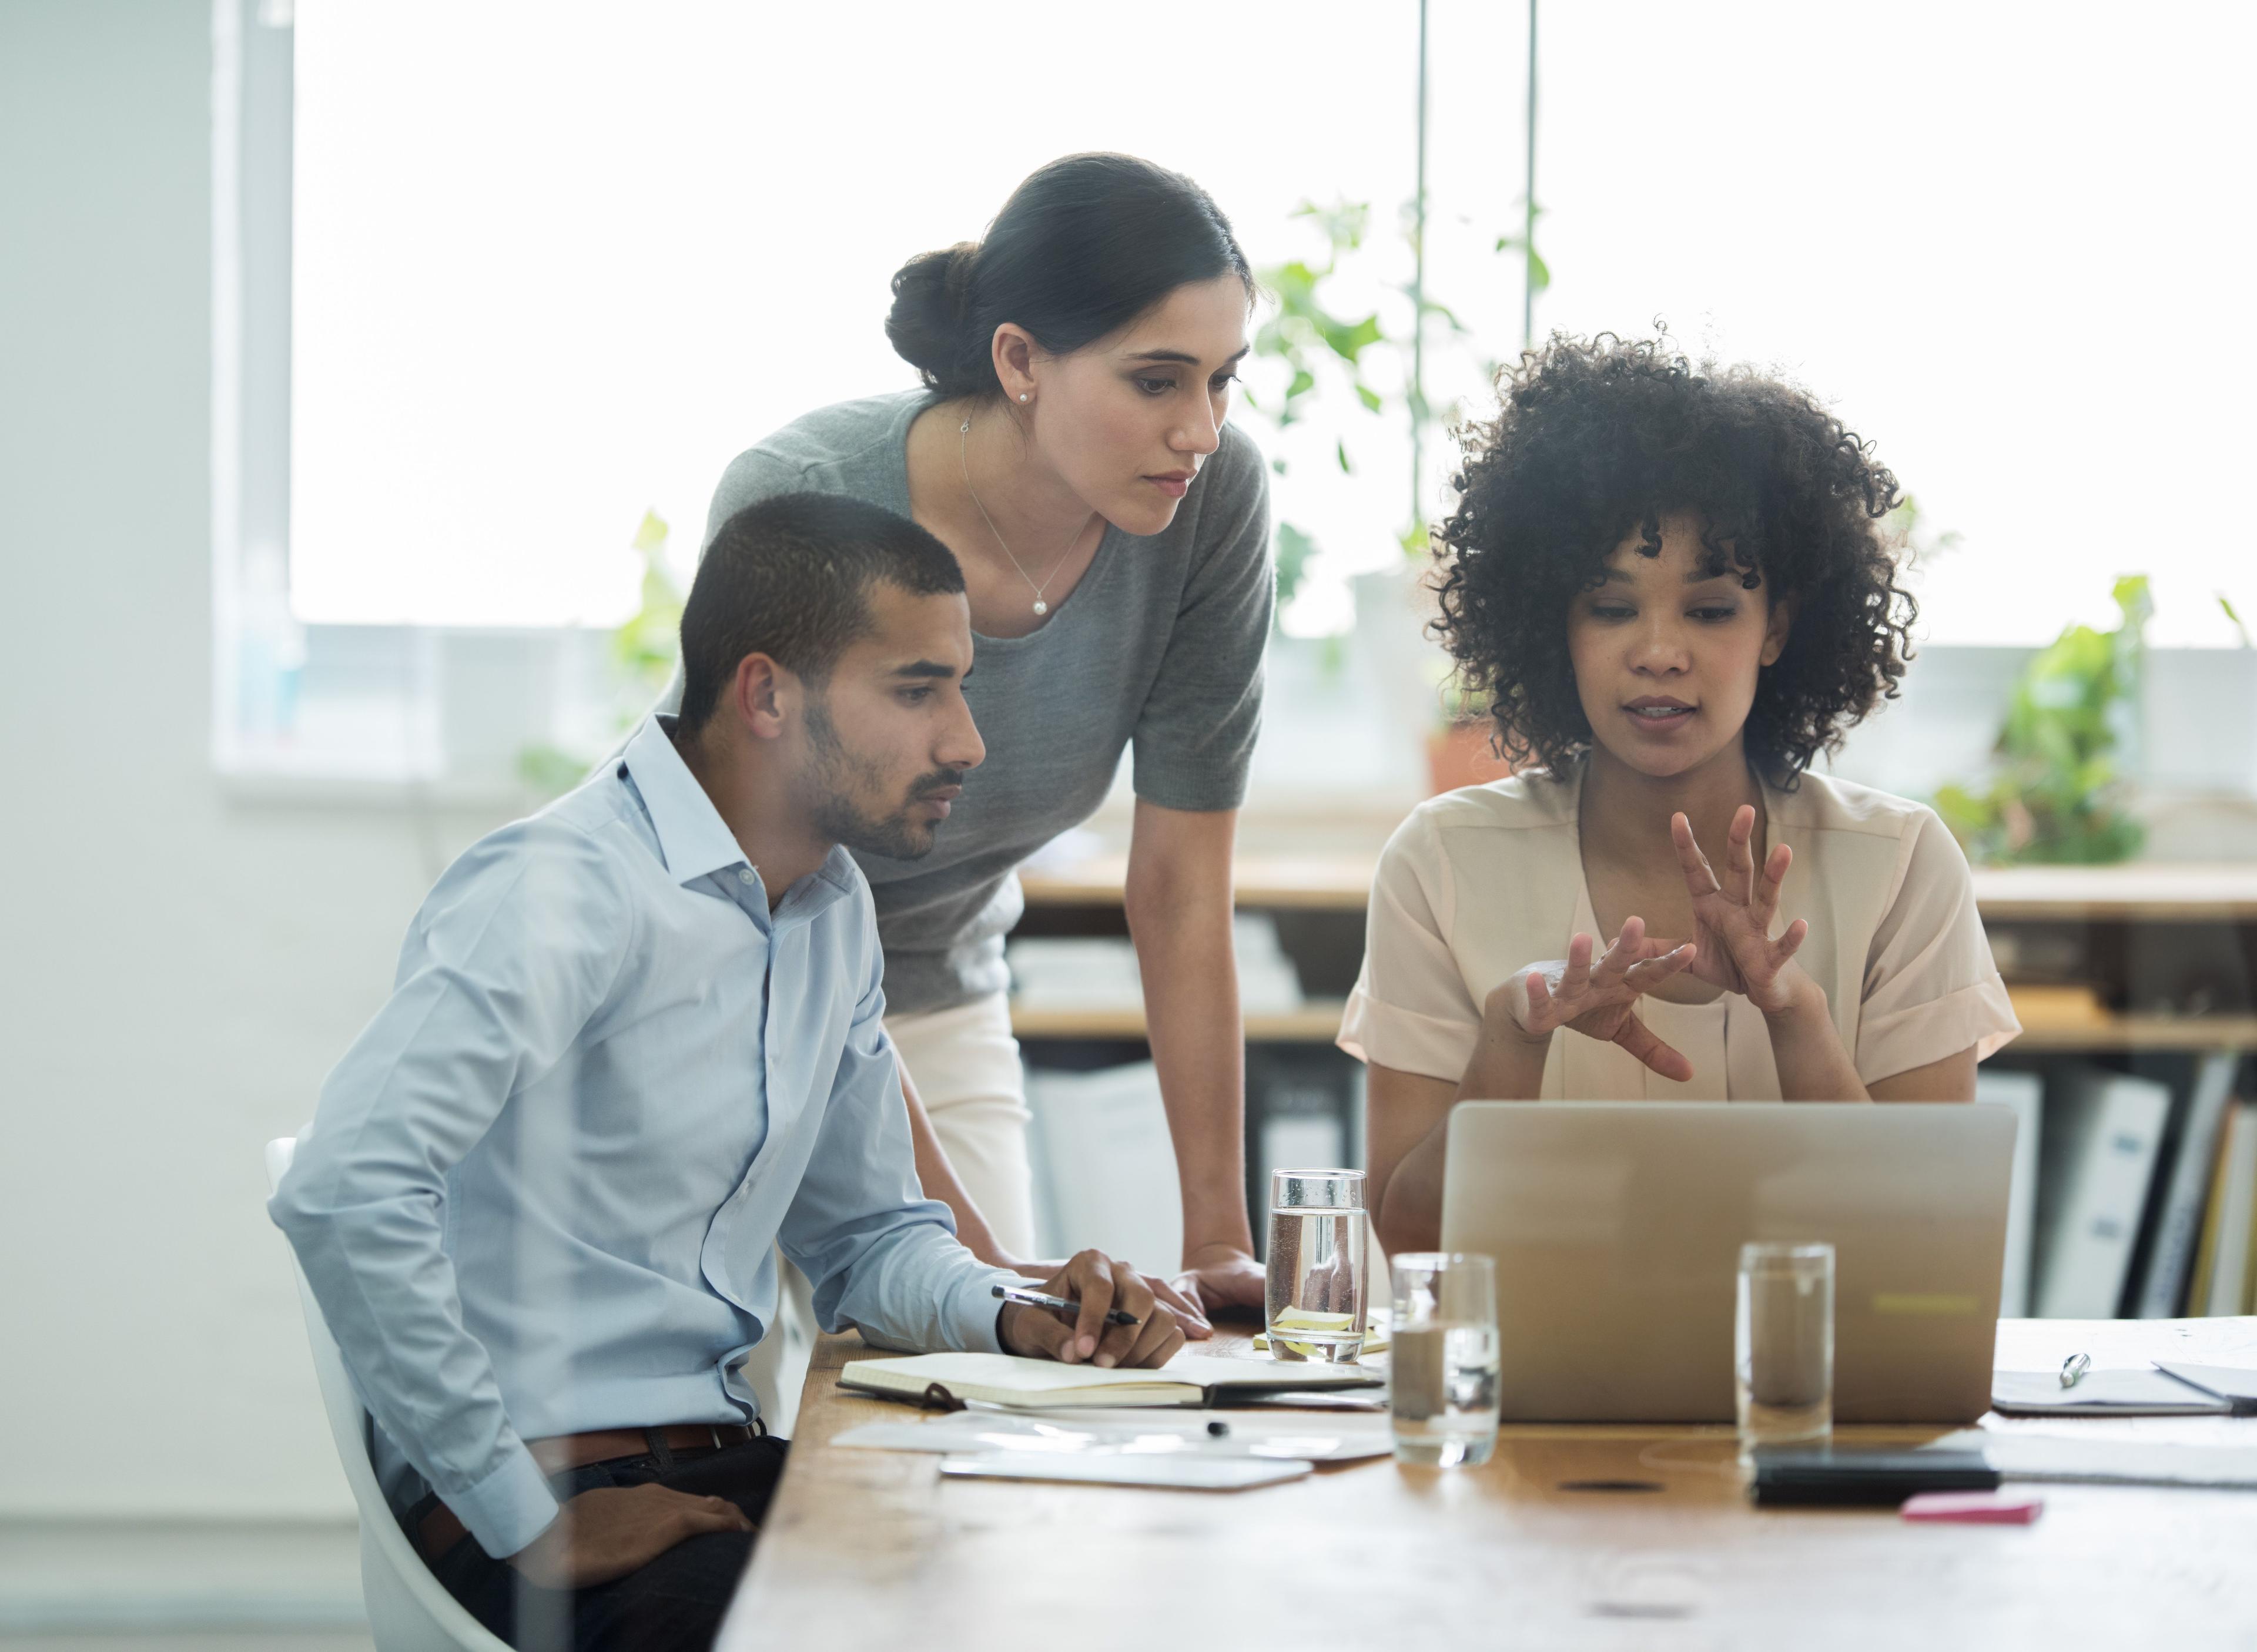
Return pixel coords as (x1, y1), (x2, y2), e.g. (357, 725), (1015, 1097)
(1264, 1170), (1368, 1363)
(1389, 1252), (1501, 1467)
(1736, 1241), (1834, 1456)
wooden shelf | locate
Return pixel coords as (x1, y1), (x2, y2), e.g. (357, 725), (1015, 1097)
(2008, 1018), (2257, 1051)
(2003, 984), (2257, 1051)
(1970, 863), (2257, 921)
(1010, 987), (2257, 1053)
(1010, 1000), (1348, 1042)
(1020, 854), (1373, 911)
(1024, 853), (2257, 921)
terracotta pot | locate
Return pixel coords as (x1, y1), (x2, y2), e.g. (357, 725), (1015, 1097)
(1426, 721), (1513, 795)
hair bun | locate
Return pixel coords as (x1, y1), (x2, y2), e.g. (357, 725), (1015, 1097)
(885, 242), (979, 393)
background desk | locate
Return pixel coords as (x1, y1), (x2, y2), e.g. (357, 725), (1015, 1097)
(1010, 850), (2257, 1317)
(721, 1318), (2257, 1651)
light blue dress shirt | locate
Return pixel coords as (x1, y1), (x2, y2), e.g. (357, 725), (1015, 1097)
(271, 715), (1016, 1558)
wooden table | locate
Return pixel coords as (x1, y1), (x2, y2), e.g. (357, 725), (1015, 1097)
(720, 1318), (2257, 1650)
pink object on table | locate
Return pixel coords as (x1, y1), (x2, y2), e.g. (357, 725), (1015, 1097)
(1900, 1492), (2045, 1525)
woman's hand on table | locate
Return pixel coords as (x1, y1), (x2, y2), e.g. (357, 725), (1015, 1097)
(998, 1248), (1187, 1369)
(1172, 1241), (1266, 1325)
(1488, 918), (1698, 1082)
(1669, 806), (1810, 1017)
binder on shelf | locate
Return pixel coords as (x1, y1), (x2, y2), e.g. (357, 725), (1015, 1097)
(2196, 1101), (2257, 1316)
(2032, 1065), (2171, 1319)
(2134, 1053), (2240, 1317)
(2187, 1104), (2238, 1315)
(1980, 1070), (2044, 1318)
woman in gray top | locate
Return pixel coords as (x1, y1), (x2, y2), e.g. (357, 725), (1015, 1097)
(694, 154), (1272, 1327)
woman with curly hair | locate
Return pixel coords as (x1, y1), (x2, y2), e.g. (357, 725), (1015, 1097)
(1341, 333), (2020, 1252)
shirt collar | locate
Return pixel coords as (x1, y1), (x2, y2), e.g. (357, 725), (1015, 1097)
(619, 715), (864, 909)
(619, 715), (755, 887)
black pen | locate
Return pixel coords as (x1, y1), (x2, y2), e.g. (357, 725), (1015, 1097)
(991, 1283), (1140, 1327)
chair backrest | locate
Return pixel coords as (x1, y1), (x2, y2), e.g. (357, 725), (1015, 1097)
(266, 1137), (513, 1652)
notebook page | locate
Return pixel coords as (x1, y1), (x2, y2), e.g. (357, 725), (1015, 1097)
(839, 1352), (1198, 1404)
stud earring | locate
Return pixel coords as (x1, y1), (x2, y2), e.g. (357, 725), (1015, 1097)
(1019, 393), (1029, 402)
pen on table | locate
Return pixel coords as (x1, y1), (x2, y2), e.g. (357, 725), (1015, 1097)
(2060, 1351), (2091, 1389)
(991, 1284), (1141, 1328)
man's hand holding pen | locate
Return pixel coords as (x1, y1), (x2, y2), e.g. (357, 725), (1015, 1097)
(996, 1248), (1186, 1370)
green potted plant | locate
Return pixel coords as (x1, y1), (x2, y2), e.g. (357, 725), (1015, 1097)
(1934, 575), (2151, 865)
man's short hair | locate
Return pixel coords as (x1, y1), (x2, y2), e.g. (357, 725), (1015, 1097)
(677, 492), (967, 734)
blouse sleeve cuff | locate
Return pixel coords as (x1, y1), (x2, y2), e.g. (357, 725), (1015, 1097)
(1337, 989), (1478, 1082)
(1856, 976), (2023, 1083)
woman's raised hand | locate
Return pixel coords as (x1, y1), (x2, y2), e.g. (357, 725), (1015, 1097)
(1491, 917), (1698, 1082)
(1669, 806), (1809, 1014)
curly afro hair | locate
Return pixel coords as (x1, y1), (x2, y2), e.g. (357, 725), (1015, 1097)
(1432, 331), (1917, 786)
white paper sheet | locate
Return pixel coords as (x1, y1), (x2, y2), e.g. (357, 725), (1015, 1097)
(833, 1410), (1392, 1463)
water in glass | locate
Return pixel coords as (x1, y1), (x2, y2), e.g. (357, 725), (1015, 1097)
(1264, 1171), (1367, 1363)
(1389, 1251), (1501, 1467)
(1389, 1321), (1501, 1466)
(1735, 1241), (1834, 1456)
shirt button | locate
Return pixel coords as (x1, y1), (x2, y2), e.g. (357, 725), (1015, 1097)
(738, 869), (756, 885)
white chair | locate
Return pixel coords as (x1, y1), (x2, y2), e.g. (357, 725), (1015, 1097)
(265, 1137), (513, 1652)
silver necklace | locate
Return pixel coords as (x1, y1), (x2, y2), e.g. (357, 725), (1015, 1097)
(958, 415), (1083, 617)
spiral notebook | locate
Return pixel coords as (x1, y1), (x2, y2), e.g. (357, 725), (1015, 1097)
(1991, 1368), (2234, 1416)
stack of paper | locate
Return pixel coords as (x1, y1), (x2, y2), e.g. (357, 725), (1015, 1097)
(832, 1380), (1394, 1490)
(1004, 916), (1303, 1014)
(1936, 1423), (2257, 1489)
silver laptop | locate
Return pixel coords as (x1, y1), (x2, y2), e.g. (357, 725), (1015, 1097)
(1439, 1102), (2016, 1423)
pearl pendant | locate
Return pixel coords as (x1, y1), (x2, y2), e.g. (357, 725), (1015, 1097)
(1032, 600), (1049, 616)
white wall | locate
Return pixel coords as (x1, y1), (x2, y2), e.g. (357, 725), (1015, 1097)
(0, 0), (506, 1517)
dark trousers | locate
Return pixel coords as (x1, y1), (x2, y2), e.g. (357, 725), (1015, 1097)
(420, 1434), (791, 1652)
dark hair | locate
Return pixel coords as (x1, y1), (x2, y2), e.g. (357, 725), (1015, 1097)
(678, 492), (965, 734)
(885, 152), (1253, 401)
(1432, 332), (1916, 785)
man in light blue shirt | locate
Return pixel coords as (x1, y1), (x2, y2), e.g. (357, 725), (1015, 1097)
(272, 493), (1183, 1651)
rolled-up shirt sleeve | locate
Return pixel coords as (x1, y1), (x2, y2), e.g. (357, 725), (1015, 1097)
(779, 916), (1019, 1354)
(268, 820), (632, 1559)
(1338, 810), (1484, 1081)
(1855, 806), (2021, 1081)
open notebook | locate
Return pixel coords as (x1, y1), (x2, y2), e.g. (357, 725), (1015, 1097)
(838, 1351), (1381, 1410)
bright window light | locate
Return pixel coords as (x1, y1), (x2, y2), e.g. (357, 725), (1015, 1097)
(1535, 2), (2257, 646)
(290, 0), (1426, 629)
(293, 4), (2255, 646)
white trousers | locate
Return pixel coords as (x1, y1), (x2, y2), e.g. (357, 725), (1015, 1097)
(886, 990), (1036, 1258)
(741, 991), (1032, 1434)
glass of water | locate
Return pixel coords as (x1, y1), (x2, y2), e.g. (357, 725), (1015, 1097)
(1388, 1252), (1501, 1467)
(1264, 1170), (1368, 1363)
(1736, 1241), (1834, 1457)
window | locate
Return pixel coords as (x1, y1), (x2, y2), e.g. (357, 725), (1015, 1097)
(287, 1), (1444, 629)
(230, 4), (2257, 797)
(1533, 4), (2257, 645)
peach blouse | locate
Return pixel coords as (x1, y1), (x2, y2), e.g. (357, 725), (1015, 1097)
(1338, 765), (2020, 1099)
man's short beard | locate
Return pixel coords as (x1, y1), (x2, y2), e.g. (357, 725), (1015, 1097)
(800, 695), (952, 863)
